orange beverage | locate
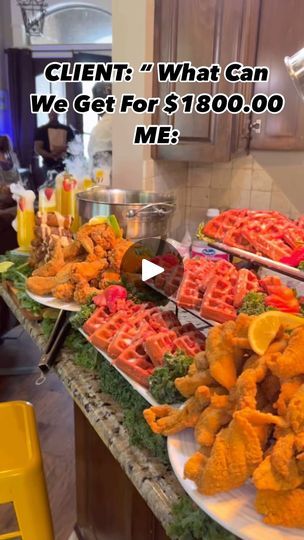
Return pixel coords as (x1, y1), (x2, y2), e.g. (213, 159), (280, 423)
(17, 198), (35, 250)
(38, 187), (56, 213)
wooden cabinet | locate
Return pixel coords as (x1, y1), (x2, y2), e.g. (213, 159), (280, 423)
(152, 0), (260, 162)
(74, 405), (169, 540)
(152, 0), (304, 160)
(250, 0), (304, 151)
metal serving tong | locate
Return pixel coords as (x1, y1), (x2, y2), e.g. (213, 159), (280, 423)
(36, 310), (71, 384)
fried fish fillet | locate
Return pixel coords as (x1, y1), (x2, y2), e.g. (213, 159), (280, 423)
(267, 327), (304, 379)
(194, 394), (231, 447)
(175, 363), (216, 398)
(256, 489), (304, 527)
(253, 433), (304, 491)
(191, 408), (283, 495)
(206, 321), (243, 390)
(143, 386), (212, 436)
(192, 412), (264, 494)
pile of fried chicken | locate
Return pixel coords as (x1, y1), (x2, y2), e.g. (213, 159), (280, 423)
(144, 314), (304, 528)
(27, 214), (132, 304)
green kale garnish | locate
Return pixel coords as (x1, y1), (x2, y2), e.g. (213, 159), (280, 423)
(167, 496), (237, 540)
(99, 357), (169, 464)
(149, 351), (193, 404)
(298, 261), (304, 271)
(0, 253), (43, 316)
(238, 292), (267, 316)
(65, 329), (99, 370)
(41, 317), (55, 337)
(70, 299), (96, 329)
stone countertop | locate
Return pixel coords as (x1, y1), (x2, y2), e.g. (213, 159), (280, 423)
(0, 287), (184, 532)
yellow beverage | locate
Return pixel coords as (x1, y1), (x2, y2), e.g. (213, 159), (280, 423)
(61, 188), (76, 216)
(55, 174), (78, 217)
(94, 168), (104, 183)
(17, 208), (35, 250)
(83, 177), (93, 190)
(55, 173), (63, 213)
(39, 187), (56, 213)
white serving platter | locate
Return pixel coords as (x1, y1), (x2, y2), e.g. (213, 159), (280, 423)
(26, 290), (80, 312)
(167, 429), (303, 540)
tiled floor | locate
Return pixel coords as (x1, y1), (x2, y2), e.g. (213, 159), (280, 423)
(0, 325), (76, 540)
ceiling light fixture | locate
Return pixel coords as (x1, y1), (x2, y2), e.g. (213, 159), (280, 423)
(17, 0), (48, 36)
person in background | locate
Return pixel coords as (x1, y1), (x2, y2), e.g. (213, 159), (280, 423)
(0, 134), (20, 208)
(88, 82), (112, 180)
(34, 112), (74, 175)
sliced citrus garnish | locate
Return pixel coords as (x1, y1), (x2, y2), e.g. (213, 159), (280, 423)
(0, 261), (14, 273)
(88, 216), (108, 225)
(248, 311), (304, 356)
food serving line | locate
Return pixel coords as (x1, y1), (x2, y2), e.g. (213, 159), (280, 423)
(3, 188), (304, 539)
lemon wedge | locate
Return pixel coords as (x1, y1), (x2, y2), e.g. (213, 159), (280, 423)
(88, 216), (108, 225)
(248, 311), (304, 356)
(0, 261), (14, 273)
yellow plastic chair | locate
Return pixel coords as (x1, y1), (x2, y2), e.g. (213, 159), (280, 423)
(0, 401), (54, 540)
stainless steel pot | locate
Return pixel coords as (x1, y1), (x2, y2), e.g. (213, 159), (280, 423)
(77, 187), (176, 239)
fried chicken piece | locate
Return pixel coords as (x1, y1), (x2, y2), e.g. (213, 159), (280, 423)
(143, 386), (212, 436)
(256, 489), (304, 527)
(108, 238), (133, 272)
(194, 394), (232, 447)
(205, 321), (243, 390)
(26, 276), (57, 296)
(53, 283), (75, 302)
(54, 263), (75, 285)
(77, 223), (116, 255)
(73, 281), (102, 305)
(193, 411), (264, 495)
(70, 260), (108, 283)
(99, 270), (121, 289)
(253, 433), (304, 491)
(267, 327), (304, 379)
(32, 239), (64, 277)
(63, 240), (84, 261)
(175, 363), (216, 398)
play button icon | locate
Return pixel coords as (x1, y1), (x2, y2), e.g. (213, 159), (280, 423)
(120, 237), (185, 306)
(142, 259), (164, 281)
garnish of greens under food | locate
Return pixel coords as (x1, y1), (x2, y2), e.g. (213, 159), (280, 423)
(167, 496), (237, 540)
(0, 253), (43, 316)
(149, 351), (193, 404)
(70, 297), (96, 329)
(238, 291), (267, 315)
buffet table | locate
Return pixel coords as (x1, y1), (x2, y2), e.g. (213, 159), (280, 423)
(0, 286), (184, 540)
